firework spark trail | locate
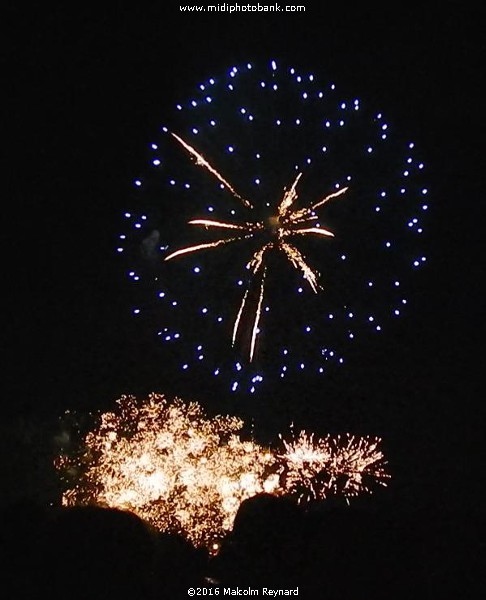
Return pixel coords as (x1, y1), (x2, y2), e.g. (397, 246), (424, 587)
(171, 132), (253, 209)
(278, 172), (303, 215)
(164, 236), (246, 262)
(291, 227), (335, 237)
(164, 133), (347, 360)
(232, 286), (250, 347)
(56, 395), (389, 550)
(249, 267), (266, 362)
(188, 219), (258, 231)
(308, 186), (349, 212)
(280, 242), (320, 293)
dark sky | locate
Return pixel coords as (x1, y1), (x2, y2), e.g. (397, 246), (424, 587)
(2, 6), (483, 510)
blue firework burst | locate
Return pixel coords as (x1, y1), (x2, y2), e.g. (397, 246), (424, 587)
(117, 60), (429, 394)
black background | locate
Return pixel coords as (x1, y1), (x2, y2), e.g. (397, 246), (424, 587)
(1, 5), (483, 515)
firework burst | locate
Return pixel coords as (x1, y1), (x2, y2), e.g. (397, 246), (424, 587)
(56, 394), (279, 548)
(278, 430), (390, 503)
(119, 60), (428, 392)
(165, 133), (348, 361)
(56, 394), (389, 549)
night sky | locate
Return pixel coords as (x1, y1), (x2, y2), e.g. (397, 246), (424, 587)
(2, 6), (483, 515)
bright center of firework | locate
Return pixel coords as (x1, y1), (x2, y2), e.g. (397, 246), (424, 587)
(266, 214), (281, 236)
(165, 134), (347, 362)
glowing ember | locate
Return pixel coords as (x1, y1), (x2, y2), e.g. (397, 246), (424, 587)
(56, 394), (389, 548)
(165, 133), (347, 361)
